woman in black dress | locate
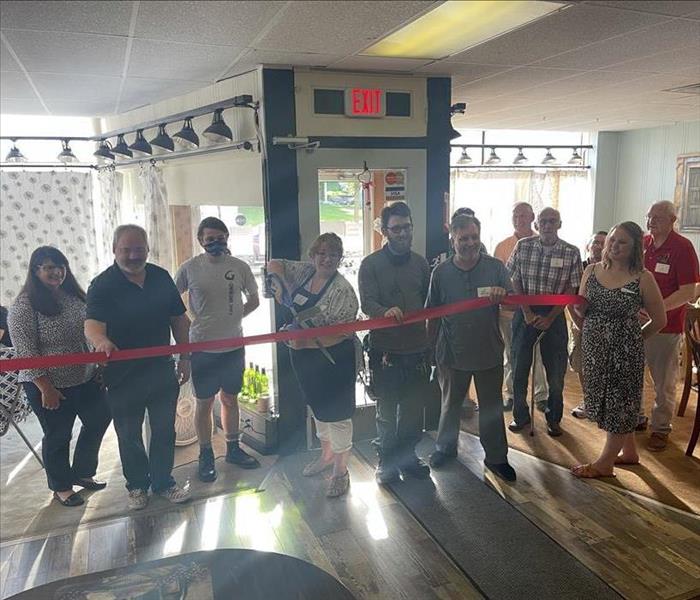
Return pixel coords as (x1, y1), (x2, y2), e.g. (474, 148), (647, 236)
(571, 222), (666, 478)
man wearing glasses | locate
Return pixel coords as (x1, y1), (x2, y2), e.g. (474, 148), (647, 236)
(358, 202), (432, 484)
(507, 207), (583, 437)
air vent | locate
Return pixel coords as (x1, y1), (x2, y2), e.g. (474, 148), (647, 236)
(663, 83), (700, 95)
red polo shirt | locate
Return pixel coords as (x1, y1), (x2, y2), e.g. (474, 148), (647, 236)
(644, 231), (699, 333)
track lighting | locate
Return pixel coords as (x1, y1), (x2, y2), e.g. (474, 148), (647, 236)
(150, 124), (174, 153)
(93, 140), (115, 163)
(129, 129), (152, 157)
(57, 139), (77, 163)
(485, 148), (501, 165)
(112, 134), (133, 159)
(5, 140), (26, 163)
(568, 148), (583, 165)
(173, 117), (199, 149)
(542, 149), (557, 165)
(457, 149), (472, 165)
(203, 108), (233, 143)
(513, 148), (528, 165)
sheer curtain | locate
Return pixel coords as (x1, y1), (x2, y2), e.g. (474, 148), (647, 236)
(138, 162), (174, 274)
(450, 169), (592, 254)
(96, 166), (123, 269)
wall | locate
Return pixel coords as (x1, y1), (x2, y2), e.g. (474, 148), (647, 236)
(598, 121), (700, 251)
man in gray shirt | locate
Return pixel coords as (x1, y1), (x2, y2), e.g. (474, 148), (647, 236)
(175, 217), (260, 483)
(359, 202), (431, 484)
(426, 214), (515, 482)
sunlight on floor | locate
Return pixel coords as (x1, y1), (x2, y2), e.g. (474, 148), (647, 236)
(234, 493), (283, 552)
(162, 520), (188, 556)
(350, 481), (389, 540)
(200, 497), (224, 551)
(5, 441), (42, 486)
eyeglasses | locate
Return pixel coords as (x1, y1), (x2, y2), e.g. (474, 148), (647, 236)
(386, 224), (413, 235)
(315, 252), (342, 261)
(38, 264), (66, 273)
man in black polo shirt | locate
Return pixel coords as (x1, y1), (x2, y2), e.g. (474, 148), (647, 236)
(85, 224), (192, 510)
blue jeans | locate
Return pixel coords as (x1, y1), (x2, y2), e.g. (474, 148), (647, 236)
(512, 310), (568, 425)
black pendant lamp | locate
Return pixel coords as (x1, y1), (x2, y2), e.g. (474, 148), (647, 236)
(173, 117), (199, 149)
(5, 140), (27, 162)
(57, 139), (78, 163)
(112, 134), (133, 159)
(129, 129), (152, 157)
(150, 123), (174, 153)
(203, 108), (233, 143)
(93, 139), (115, 163)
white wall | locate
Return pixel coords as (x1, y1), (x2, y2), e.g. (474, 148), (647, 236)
(599, 121), (700, 251)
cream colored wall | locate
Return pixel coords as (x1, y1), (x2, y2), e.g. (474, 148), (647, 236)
(294, 70), (428, 137)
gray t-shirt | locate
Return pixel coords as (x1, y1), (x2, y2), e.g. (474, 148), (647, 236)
(426, 255), (512, 371)
(175, 253), (258, 351)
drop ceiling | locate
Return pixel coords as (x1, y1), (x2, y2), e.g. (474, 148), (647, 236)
(1, 0), (699, 131)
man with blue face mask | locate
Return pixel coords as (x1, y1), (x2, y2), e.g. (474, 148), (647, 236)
(175, 217), (260, 482)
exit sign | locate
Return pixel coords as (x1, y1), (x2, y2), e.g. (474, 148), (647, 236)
(345, 87), (385, 118)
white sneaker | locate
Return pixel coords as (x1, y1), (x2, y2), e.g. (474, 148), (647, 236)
(157, 484), (190, 504)
(127, 489), (149, 510)
(571, 403), (587, 419)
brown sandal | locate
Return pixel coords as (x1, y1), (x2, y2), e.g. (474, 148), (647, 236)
(571, 464), (616, 479)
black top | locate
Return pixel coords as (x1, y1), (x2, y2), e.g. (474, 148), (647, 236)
(86, 263), (186, 384)
(0, 305), (11, 347)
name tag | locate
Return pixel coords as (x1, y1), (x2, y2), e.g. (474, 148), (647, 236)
(551, 258), (564, 268)
(293, 293), (309, 306)
(620, 287), (636, 295)
(654, 262), (670, 274)
(477, 287), (492, 297)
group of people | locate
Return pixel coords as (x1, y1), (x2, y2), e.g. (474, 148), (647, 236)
(4, 198), (698, 507)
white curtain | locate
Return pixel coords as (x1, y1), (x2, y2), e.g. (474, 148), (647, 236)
(0, 170), (97, 305)
(96, 166), (123, 270)
(450, 169), (592, 254)
(139, 162), (174, 274)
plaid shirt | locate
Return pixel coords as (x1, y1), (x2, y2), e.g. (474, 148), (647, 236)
(507, 236), (582, 295)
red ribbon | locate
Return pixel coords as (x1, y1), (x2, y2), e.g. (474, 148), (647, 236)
(0, 294), (582, 373)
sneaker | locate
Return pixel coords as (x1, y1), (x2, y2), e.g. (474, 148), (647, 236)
(127, 489), (149, 511)
(484, 461), (516, 482)
(508, 419), (531, 433)
(157, 484), (190, 504)
(428, 448), (457, 469)
(571, 403), (587, 419)
(225, 443), (260, 469)
(636, 416), (649, 432)
(198, 448), (217, 482)
(547, 422), (563, 437)
(647, 432), (668, 452)
(399, 455), (431, 479)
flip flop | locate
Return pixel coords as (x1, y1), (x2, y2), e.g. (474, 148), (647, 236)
(571, 463), (616, 479)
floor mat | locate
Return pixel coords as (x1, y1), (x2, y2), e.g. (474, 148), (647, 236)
(0, 423), (271, 542)
(355, 437), (621, 600)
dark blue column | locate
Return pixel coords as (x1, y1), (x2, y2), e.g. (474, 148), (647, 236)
(261, 68), (305, 454)
(425, 77), (452, 267)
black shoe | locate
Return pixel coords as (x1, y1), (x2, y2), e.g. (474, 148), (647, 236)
(226, 443), (260, 469)
(635, 416), (648, 432)
(399, 455), (431, 479)
(508, 419), (531, 432)
(375, 458), (401, 485)
(547, 422), (563, 437)
(53, 491), (84, 507)
(428, 449), (457, 469)
(484, 461), (516, 482)
(73, 477), (107, 491)
(198, 448), (217, 482)
(503, 398), (514, 412)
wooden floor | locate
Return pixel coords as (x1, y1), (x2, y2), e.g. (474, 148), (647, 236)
(1, 436), (699, 599)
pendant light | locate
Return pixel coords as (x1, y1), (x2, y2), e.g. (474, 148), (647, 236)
(485, 148), (501, 165)
(129, 129), (152, 157)
(513, 148), (528, 165)
(93, 139), (115, 163)
(173, 117), (199, 149)
(150, 123), (174, 153)
(203, 108), (233, 143)
(112, 134), (133, 159)
(57, 139), (77, 163)
(542, 148), (557, 165)
(568, 148), (583, 165)
(457, 148), (472, 165)
(5, 140), (27, 163)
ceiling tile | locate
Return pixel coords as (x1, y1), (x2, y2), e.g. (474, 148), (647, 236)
(32, 73), (122, 102)
(449, 4), (669, 66)
(0, 71), (36, 99)
(222, 49), (342, 78)
(0, 0), (134, 35)
(2, 30), (127, 77)
(127, 39), (242, 80)
(0, 39), (21, 71)
(326, 55), (431, 72)
(415, 61), (511, 83)
(586, 1), (700, 17)
(134, 1), (285, 46)
(454, 67), (582, 100)
(118, 77), (204, 112)
(256, 1), (435, 54)
(602, 48), (700, 74)
(45, 99), (116, 116)
(0, 97), (47, 114)
(533, 18), (700, 70)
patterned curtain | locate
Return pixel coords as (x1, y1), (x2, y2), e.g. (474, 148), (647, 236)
(0, 170), (97, 306)
(97, 166), (123, 270)
(139, 162), (174, 274)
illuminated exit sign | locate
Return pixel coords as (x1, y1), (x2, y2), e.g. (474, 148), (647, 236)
(345, 88), (385, 118)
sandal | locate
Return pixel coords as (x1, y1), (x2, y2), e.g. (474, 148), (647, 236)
(614, 457), (640, 466)
(571, 464), (615, 479)
(53, 491), (84, 507)
(326, 471), (350, 498)
(302, 457), (333, 477)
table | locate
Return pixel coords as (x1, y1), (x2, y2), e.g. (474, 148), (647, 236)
(8, 549), (356, 600)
